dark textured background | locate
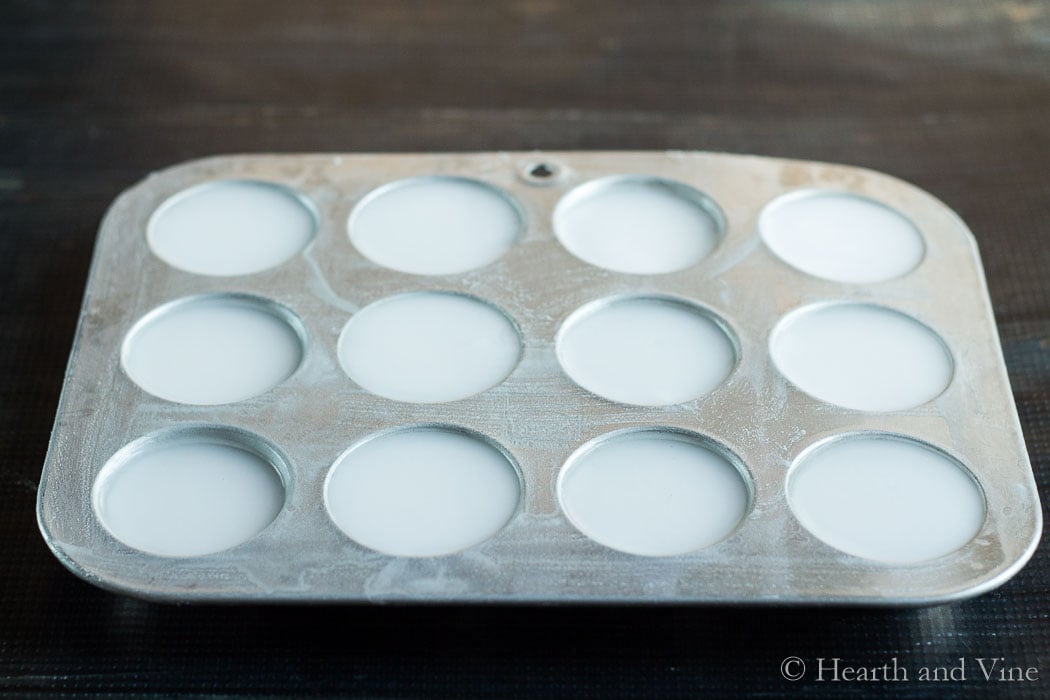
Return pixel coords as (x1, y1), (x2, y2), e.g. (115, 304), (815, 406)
(2, 1), (1049, 697)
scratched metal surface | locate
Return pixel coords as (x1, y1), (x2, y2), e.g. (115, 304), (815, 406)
(36, 151), (1041, 603)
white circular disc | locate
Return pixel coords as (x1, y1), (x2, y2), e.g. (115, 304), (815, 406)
(553, 176), (722, 274)
(557, 296), (736, 406)
(349, 176), (522, 275)
(771, 303), (952, 412)
(759, 190), (924, 283)
(337, 292), (521, 403)
(122, 295), (305, 406)
(559, 430), (750, 556)
(94, 431), (286, 558)
(325, 427), (521, 557)
(789, 434), (985, 563)
(148, 180), (317, 276)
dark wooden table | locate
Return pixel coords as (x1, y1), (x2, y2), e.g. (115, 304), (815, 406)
(3, 2), (1049, 697)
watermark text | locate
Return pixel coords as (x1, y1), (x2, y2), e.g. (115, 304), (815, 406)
(780, 657), (1039, 683)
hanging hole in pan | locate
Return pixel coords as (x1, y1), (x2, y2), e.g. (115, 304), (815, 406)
(521, 161), (564, 186)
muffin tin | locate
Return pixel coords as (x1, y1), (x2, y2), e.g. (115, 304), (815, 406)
(38, 151), (1042, 604)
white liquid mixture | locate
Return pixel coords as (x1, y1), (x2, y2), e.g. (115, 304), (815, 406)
(94, 437), (285, 557)
(557, 297), (735, 406)
(122, 295), (303, 405)
(759, 190), (924, 283)
(789, 435), (985, 563)
(349, 176), (522, 275)
(771, 303), (952, 412)
(337, 292), (521, 403)
(559, 431), (750, 556)
(553, 176), (722, 274)
(148, 180), (316, 276)
(325, 428), (521, 557)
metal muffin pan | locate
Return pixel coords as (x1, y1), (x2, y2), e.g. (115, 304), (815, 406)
(38, 151), (1042, 604)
